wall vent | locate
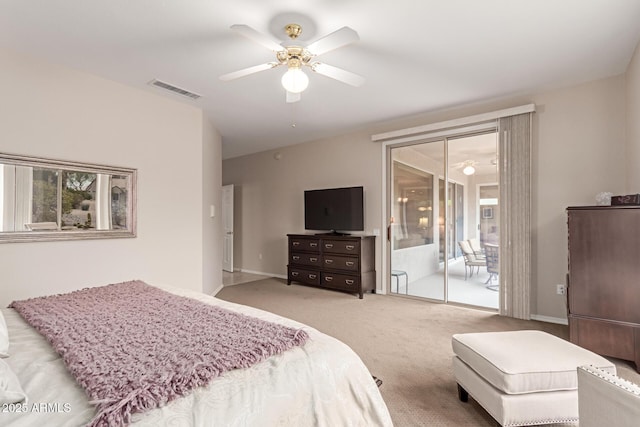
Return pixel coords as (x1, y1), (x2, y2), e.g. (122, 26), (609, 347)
(148, 79), (202, 100)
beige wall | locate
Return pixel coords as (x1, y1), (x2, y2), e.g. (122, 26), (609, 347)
(202, 118), (224, 295)
(223, 74), (628, 321)
(627, 41), (640, 189)
(223, 130), (382, 282)
(0, 48), (223, 306)
(530, 76), (626, 320)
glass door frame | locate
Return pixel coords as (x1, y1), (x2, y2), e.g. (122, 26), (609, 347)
(383, 127), (499, 303)
(386, 136), (452, 302)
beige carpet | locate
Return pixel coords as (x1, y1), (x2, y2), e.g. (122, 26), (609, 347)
(216, 278), (640, 427)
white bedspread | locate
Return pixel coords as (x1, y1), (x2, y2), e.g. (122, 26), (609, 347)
(1, 285), (393, 426)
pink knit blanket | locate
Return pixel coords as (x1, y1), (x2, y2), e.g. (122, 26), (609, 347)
(9, 281), (309, 426)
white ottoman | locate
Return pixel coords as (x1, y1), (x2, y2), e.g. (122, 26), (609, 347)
(451, 330), (616, 427)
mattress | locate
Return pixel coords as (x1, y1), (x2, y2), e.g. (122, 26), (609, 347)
(1, 284), (393, 426)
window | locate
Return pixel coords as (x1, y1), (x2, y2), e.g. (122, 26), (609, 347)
(1, 153), (136, 243)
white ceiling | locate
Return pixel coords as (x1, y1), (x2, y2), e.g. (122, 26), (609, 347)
(1, 1), (639, 159)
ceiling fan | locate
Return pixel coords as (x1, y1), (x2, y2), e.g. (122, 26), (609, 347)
(219, 23), (365, 103)
(451, 159), (497, 176)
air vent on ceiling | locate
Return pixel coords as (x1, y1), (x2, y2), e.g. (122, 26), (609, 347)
(148, 79), (201, 100)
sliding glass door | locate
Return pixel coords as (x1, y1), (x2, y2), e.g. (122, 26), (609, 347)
(388, 132), (499, 309)
(391, 156), (444, 300)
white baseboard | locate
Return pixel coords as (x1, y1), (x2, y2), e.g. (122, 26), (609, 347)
(211, 283), (224, 296)
(531, 314), (568, 325)
(238, 268), (287, 280)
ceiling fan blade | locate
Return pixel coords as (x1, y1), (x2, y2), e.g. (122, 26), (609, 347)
(306, 26), (359, 56)
(230, 24), (284, 52)
(311, 62), (365, 87)
(286, 91), (301, 103)
(219, 62), (279, 81)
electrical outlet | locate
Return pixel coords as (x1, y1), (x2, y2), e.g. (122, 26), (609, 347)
(556, 284), (566, 295)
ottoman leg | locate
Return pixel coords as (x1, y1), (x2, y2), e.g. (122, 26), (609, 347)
(457, 383), (469, 402)
(457, 384), (503, 426)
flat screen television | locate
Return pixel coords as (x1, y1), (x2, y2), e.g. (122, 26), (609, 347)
(304, 186), (364, 235)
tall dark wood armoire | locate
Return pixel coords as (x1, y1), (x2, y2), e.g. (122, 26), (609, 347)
(567, 205), (640, 372)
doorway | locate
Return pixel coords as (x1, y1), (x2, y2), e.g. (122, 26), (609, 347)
(222, 184), (234, 273)
(388, 132), (499, 309)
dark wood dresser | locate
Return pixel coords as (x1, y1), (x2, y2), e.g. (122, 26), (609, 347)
(287, 234), (376, 298)
(567, 206), (640, 372)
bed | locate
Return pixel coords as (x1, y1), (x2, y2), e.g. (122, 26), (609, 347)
(1, 282), (393, 426)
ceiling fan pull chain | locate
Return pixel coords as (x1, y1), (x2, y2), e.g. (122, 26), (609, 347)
(290, 101), (298, 128)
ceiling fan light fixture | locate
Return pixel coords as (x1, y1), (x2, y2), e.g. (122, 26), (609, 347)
(463, 165), (476, 176)
(281, 67), (309, 93)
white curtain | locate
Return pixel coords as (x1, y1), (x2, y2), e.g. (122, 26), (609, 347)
(498, 113), (532, 319)
(0, 165), (7, 231)
(95, 173), (112, 230)
(15, 166), (33, 231)
(2, 165), (33, 232)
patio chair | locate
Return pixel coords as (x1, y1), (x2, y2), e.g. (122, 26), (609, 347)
(484, 243), (499, 291)
(458, 240), (486, 280)
(467, 238), (486, 259)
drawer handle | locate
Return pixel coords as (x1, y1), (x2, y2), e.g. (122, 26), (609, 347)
(292, 255), (300, 260)
(325, 259), (334, 264)
(310, 257), (318, 262)
(346, 245), (355, 250)
(292, 272), (299, 277)
(325, 276), (333, 282)
(292, 241), (300, 246)
(310, 242), (318, 248)
(325, 243), (334, 248)
(346, 279), (354, 285)
(345, 261), (355, 267)
(309, 274), (317, 279)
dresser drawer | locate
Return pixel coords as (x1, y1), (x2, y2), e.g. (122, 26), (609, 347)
(322, 239), (360, 255)
(322, 255), (359, 272)
(290, 252), (321, 267)
(289, 268), (321, 286)
(321, 272), (360, 292)
(290, 237), (320, 252)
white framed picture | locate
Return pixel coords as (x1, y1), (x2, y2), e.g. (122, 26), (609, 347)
(482, 207), (493, 219)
